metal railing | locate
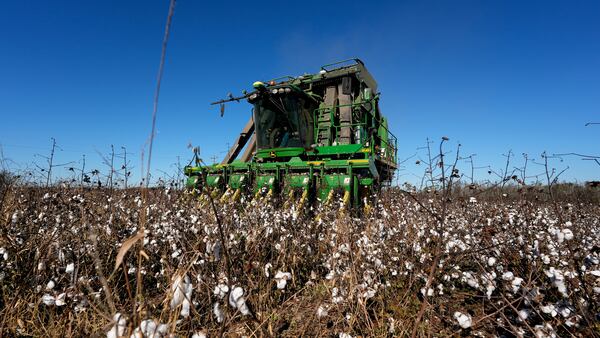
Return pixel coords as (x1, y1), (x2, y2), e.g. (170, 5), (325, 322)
(312, 100), (397, 164)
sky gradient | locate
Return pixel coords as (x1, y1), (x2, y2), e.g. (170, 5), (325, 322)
(1, 0), (599, 185)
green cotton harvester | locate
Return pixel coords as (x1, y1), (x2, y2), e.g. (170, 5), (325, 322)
(184, 59), (397, 209)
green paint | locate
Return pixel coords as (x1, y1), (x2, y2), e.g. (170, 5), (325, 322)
(184, 59), (398, 207)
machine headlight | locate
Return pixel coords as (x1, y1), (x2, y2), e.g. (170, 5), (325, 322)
(284, 87), (291, 93)
(249, 93), (258, 101)
(271, 89), (278, 94)
(278, 88), (285, 94)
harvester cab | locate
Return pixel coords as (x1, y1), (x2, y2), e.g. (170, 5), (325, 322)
(185, 59), (397, 208)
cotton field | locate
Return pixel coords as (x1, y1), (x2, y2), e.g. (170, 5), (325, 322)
(0, 186), (599, 337)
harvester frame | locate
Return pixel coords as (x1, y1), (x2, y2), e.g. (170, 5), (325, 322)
(185, 59), (397, 208)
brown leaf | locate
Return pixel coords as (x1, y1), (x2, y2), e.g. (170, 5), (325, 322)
(113, 231), (144, 274)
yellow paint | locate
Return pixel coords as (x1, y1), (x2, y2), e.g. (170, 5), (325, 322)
(283, 190), (294, 209)
(342, 190), (350, 207)
(361, 148), (371, 153)
(364, 201), (372, 215)
(232, 189), (241, 201)
(347, 159), (369, 164)
(297, 189), (308, 210)
(219, 188), (231, 203)
(307, 161), (323, 166)
(325, 189), (334, 205)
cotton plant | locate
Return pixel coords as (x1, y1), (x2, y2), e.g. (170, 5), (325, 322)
(170, 273), (193, 317)
(130, 319), (169, 338)
(106, 313), (127, 338)
(3, 184), (600, 336)
(453, 311), (472, 329)
(213, 283), (229, 299)
(228, 286), (251, 316)
(274, 271), (292, 289)
(41, 293), (66, 306)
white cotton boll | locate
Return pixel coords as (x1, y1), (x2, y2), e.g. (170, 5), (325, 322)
(228, 286), (250, 316)
(181, 278), (193, 317)
(565, 316), (579, 327)
(264, 263), (272, 277)
(542, 255), (551, 264)
(325, 271), (335, 280)
(0, 248), (7, 261)
(228, 287), (243, 308)
(317, 305), (328, 318)
(107, 313), (127, 338)
(453, 311), (472, 329)
(559, 306), (571, 318)
(388, 317), (396, 334)
(511, 277), (523, 293)
(518, 309), (530, 320)
(156, 324), (168, 336)
(589, 270), (600, 277)
(339, 333), (352, 338)
(170, 274), (192, 317)
(534, 323), (557, 338)
(363, 288), (377, 299)
(274, 271), (292, 290)
(213, 302), (224, 323)
(191, 331), (207, 338)
(541, 304), (557, 317)
(331, 287), (345, 304)
(138, 320), (155, 337)
(461, 271), (479, 289)
(374, 258), (383, 269)
(562, 229), (574, 241)
(486, 284), (495, 299)
(55, 293), (66, 306)
(420, 287), (433, 297)
(170, 275), (185, 308)
(469, 197), (477, 203)
(556, 231), (565, 243)
(593, 287), (600, 294)
(46, 280), (55, 290)
(132, 319), (169, 338)
(555, 280), (567, 296)
(42, 294), (55, 306)
(65, 263), (75, 274)
(487, 257), (497, 267)
(213, 284), (229, 299)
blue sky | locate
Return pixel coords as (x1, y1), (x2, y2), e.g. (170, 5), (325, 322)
(1, 0), (599, 185)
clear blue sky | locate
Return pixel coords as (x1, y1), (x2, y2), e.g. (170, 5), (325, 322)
(1, 0), (599, 185)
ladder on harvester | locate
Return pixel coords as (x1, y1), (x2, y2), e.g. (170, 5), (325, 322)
(316, 83), (353, 146)
(316, 85), (336, 146)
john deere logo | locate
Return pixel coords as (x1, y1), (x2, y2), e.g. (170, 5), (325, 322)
(269, 151), (276, 158)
